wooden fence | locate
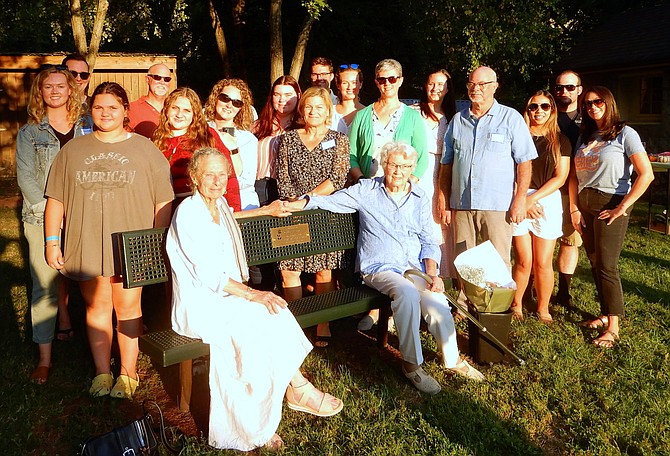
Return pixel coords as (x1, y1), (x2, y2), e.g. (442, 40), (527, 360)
(0, 53), (177, 178)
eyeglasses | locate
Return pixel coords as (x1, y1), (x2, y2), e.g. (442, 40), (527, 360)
(69, 70), (90, 80)
(584, 98), (605, 109)
(466, 81), (495, 90)
(555, 84), (578, 92)
(311, 72), (332, 78)
(339, 64), (359, 70)
(148, 74), (172, 83)
(528, 103), (552, 112)
(386, 162), (413, 171)
(218, 92), (244, 108)
(375, 76), (400, 85)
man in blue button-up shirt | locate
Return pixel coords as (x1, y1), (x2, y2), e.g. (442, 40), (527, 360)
(288, 142), (485, 395)
(438, 66), (537, 269)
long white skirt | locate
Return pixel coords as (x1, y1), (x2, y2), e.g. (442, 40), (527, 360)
(193, 297), (312, 451)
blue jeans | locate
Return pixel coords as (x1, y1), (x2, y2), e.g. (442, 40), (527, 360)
(578, 188), (628, 316)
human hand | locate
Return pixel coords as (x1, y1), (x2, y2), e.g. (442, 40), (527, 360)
(248, 289), (288, 314)
(45, 246), (64, 270)
(526, 200), (544, 220)
(570, 210), (584, 234)
(428, 275), (444, 293)
(599, 205), (628, 225)
(509, 196), (527, 224)
(265, 199), (293, 217)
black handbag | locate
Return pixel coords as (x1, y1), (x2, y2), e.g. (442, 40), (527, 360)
(80, 400), (182, 456)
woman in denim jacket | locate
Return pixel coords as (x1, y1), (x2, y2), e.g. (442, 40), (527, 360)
(16, 66), (91, 384)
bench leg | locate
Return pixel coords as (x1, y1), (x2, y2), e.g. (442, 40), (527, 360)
(377, 305), (390, 348)
(179, 359), (193, 413)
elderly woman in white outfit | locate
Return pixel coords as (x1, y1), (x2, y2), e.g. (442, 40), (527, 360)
(166, 148), (343, 451)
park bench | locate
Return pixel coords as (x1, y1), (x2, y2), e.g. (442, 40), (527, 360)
(113, 209), (392, 411)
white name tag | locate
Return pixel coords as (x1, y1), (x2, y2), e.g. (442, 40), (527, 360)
(321, 139), (336, 149)
(490, 133), (505, 143)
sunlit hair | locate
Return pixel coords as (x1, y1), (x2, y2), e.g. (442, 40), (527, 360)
(580, 86), (625, 142)
(153, 87), (215, 152)
(379, 141), (418, 167)
(555, 70), (581, 86)
(375, 59), (403, 78)
(419, 69), (456, 122)
(27, 68), (82, 124)
(204, 78), (255, 130)
(61, 54), (89, 69)
(91, 82), (130, 130)
(188, 147), (230, 185)
(523, 90), (562, 164)
(310, 56), (333, 73)
(296, 87), (332, 127)
(335, 67), (363, 99)
(252, 75), (302, 140)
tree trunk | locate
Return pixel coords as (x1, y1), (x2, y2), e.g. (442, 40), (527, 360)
(231, 0), (247, 78)
(68, 0), (108, 70)
(209, 0), (232, 77)
(269, 0), (284, 83)
(289, 15), (316, 80)
(69, 0), (88, 55)
(86, 0), (109, 70)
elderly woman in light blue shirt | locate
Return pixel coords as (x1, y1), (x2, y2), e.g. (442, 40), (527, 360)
(287, 141), (484, 395)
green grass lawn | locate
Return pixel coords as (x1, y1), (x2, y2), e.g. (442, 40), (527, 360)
(1, 205), (669, 455)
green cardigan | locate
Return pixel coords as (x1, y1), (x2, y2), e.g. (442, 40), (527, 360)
(348, 104), (428, 179)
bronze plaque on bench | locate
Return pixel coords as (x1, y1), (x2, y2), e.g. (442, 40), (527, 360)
(270, 223), (311, 248)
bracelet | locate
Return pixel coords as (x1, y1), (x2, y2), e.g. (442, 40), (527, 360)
(230, 148), (239, 155)
(45, 235), (60, 242)
(571, 209), (580, 214)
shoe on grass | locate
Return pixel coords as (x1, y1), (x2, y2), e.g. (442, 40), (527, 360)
(450, 360), (485, 382)
(89, 373), (114, 397)
(110, 374), (139, 399)
(402, 366), (441, 395)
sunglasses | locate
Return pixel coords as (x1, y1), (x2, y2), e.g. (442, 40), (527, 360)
(584, 98), (605, 109)
(339, 63), (359, 70)
(69, 70), (90, 80)
(375, 76), (399, 85)
(218, 92), (244, 108)
(555, 84), (578, 92)
(148, 74), (172, 83)
(528, 103), (552, 112)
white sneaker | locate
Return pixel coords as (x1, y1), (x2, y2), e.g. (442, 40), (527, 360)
(450, 360), (485, 382)
(357, 314), (378, 331)
(402, 366), (442, 395)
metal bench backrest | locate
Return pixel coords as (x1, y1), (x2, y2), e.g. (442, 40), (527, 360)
(115, 209), (357, 288)
(237, 209), (356, 266)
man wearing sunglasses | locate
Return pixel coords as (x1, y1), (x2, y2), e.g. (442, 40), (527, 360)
(128, 63), (174, 138)
(438, 66), (536, 277)
(554, 70), (583, 308)
(62, 54), (91, 109)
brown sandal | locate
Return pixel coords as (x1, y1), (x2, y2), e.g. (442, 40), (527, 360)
(510, 304), (524, 321)
(30, 365), (50, 385)
(592, 330), (619, 348)
(580, 316), (608, 329)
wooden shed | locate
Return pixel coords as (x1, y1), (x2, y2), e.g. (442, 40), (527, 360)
(0, 53), (177, 179)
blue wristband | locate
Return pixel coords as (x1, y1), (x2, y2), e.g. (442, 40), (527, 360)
(45, 235), (60, 242)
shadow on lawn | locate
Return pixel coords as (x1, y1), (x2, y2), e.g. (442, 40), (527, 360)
(0, 231), (29, 350)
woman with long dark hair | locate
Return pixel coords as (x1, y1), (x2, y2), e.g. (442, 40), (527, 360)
(252, 75), (301, 206)
(510, 90), (571, 322)
(569, 86), (654, 347)
(411, 69), (457, 279)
